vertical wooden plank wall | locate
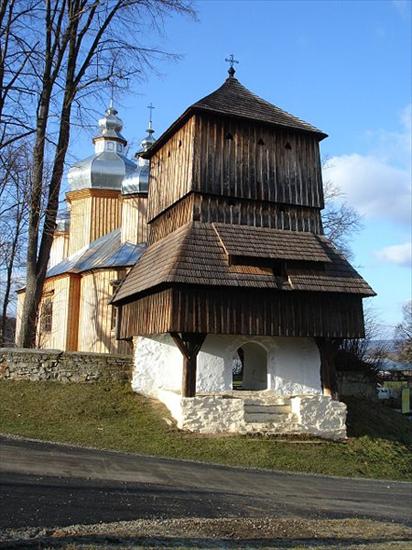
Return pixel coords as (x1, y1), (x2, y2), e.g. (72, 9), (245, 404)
(121, 194), (148, 244)
(65, 275), (81, 351)
(78, 269), (130, 354)
(36, 276), (71, 350)
(67, 189), (122, 255)
(194, 114), (324, 208)
(147, 113), (324, 226)
(147, 116), (196, 222)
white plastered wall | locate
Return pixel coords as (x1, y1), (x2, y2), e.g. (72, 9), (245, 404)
(132, 333), (321, 397)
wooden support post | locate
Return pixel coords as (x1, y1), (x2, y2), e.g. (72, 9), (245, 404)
(315, 338), (340, 400)
(170, 332), (206, 397)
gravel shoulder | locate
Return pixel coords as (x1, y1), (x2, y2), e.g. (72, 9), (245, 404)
(1, 517), (412, 549)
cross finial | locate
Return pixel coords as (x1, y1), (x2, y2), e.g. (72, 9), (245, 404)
(147, 102), (155, 134)
(225, 54), (239, 77)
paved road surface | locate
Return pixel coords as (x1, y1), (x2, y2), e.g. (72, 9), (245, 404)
(0, 436), (411, 529)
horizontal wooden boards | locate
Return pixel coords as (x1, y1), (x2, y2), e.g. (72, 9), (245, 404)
(118, 287), (365, 339)
(212, 222), (331, 263)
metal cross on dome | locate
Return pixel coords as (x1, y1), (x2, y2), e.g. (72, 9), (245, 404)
(225, 54), (239, 77)
(147, 102), (155, 131)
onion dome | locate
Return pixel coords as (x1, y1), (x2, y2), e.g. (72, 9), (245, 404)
(122, 109), (156, 195)
(68, 103), (136, 192)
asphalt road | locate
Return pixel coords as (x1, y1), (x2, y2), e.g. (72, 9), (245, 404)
(0, 435), (411, 529)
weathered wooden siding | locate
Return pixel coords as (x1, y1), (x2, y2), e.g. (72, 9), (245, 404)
(148, 193), (322, 243)
(121, 194), (148, 244)
(119, 288), (173, 337)
(77, 269), (130, 354)
(193, 114), (324, 209)
(67, 189), (122, 255)
(147, 113), (324, 224)
(147, 116), (195, 222)
(149, 194), (195, 243)
(119, 287), (365, 339)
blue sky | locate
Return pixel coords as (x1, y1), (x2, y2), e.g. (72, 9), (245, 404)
(69, 0), (411, 336)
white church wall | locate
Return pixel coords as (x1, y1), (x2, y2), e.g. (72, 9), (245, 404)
(132, 334), (322, 397)
(269, 337), (322, 396)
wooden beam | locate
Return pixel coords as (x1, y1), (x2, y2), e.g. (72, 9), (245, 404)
(170, 332), (206, 397)
(316, 338), (340, 399)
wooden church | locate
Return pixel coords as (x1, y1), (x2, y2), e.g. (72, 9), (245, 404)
(111, 63), (375, 439)
(15, 104), (153, 353)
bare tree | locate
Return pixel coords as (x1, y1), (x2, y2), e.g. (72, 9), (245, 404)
(0, 0), (39, 149)
(15, 0), (193, 347)
(0, 141), (30, 345)
(394, 301), (412, 363)
(337, 305), (388, 375)
(322, 178), (362, 259)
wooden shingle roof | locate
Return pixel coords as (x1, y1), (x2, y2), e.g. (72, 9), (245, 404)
(143, 76), (327, 158)
(112, 222), (375, 304)
(213, 223), (332, 263)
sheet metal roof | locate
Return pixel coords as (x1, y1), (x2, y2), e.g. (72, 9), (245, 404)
(47, 229), (146, 278)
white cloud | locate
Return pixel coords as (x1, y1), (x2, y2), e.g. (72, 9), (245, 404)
(376, 242), (412, 267)
(323, 105), (411, 225)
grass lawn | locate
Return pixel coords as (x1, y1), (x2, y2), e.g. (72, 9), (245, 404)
(0, 380), (411, 481)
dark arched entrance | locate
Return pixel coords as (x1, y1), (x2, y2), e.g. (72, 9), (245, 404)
(232, 342), (268, 390)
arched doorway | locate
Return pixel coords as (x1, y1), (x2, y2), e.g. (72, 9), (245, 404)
(232, 342), (268, 390)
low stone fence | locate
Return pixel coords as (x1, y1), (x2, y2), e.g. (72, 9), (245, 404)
(0, 348), (132, 383)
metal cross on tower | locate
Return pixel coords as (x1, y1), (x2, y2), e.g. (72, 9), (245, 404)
(147, 102), (155, 133)
(225, 54), (239, 77)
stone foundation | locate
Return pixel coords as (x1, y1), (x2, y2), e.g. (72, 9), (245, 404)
(157, 390), (347, 441)
(0, 348), (132, 382)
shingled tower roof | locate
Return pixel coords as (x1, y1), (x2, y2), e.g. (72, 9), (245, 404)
(192, 76), (327, 137)
(143, 75), (327, 157)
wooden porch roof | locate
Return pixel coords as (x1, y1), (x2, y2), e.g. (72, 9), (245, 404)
(112, 222), (375, 305)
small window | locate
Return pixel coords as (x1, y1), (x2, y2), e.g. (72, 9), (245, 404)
(117, 143), (123, 152)
(40, 298), (53, 333)
(110, 279), (123, 332)
(168, 150), (171, 157)
(258, 138), (265, 146)
(107, 142), (114, 151)
(178, 140), (182, 147)
(225, 132), (233, 141)
(285, 142), (292, 150)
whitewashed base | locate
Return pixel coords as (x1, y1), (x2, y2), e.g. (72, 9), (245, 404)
(131, 334), (347, 440)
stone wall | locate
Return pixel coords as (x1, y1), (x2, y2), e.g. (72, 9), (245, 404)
(0, 348), (132, 383)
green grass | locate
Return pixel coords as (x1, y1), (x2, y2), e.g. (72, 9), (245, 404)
(0, 380), (411, 480)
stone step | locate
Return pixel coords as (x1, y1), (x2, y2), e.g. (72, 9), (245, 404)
(244, 404), (291, 414)
(243, 397), (291, 406)
(244, 412), (293, 423)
